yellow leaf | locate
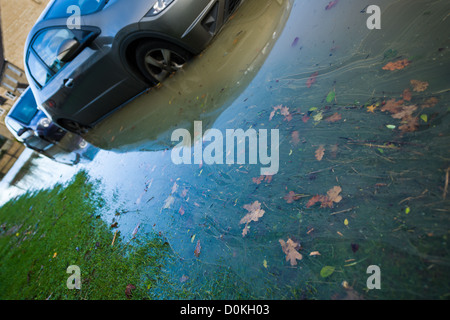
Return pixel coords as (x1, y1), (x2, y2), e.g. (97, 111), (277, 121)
(344, 218), (349, 226)
(367, 105), (377, 113)
(53, 252), (57, 258)
(263, 260), (268, 268)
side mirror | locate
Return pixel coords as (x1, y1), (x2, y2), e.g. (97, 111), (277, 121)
(57, 38), (80, 62)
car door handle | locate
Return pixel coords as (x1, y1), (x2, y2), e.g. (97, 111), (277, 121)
(63, 78), (74, 88)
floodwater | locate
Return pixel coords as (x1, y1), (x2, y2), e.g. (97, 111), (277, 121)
(1, 0), (449, 299)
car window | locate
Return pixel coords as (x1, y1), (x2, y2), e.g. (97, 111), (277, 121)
(9, 90), (38, 125)
(27, 52), (53, 87)
(32, 28), (75, 74)
(45, 0), (107, 19)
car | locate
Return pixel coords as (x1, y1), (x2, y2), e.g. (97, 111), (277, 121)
(24, 0), (242, 134)
(5, 87), (66, 153)
(5, 87), (90, 163)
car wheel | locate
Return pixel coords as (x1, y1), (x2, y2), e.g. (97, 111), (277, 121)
(59, 119), (89, 135)
(135, 40), (192, 84)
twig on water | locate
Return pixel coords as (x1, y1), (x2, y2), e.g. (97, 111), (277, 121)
(330, 207), (358, 216)
(398, 189), (428, 205)
(444, 167), (450, 200)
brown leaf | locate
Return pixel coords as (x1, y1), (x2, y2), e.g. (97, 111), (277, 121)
(381, 99), (404, 114)
(252, 175), (273, 185)
(291, 131), (300, 145)
(421, 97), (438, 109)
(240, 201), (265, 225)
(306, 187), (342, 209)
(390, 105), (418, 120)
(315, 145), (325, 161)
(399, 116), (419, 133)
(240, 201), (265, 237)
(125, 284), (136, 299)
(325, 113), (342, 123)
(279, 238), (303, 266)
(194, 240), (201, 257)
(307, 72), (319, 88)
(410, 79), (429, 92)
(382, 59), (410, 71)
(402, 88), (412, 101)
(327, 186), (343, 203)
(306, 195), (323, 208)
(283, 191), (302, 204)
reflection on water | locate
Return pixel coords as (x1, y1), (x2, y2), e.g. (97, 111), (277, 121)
(84, 0), (293, 152)
(1, 0), (450, 299)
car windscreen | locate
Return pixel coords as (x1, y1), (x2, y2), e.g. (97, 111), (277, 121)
(9, 90), (38, 125)
(45, 0), (107, 19)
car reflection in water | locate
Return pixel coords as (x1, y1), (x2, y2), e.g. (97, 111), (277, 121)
(84, 0), (292, 153)
(5, 87), (98, 165)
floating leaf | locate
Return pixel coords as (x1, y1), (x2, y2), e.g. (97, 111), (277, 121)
(325, 113), (342, 123)
(313, 112), (323, 122)
(279, 238), (303, 266)
(420, 114), (428, 123)
(402, 88), (412, 101)
(320, 266), (335, 278)
(284, 191), (304, 204)
(382, 59), (410, 71)
(307, 72), (319, 88)
(326, 90), (336, 103)
(410, 79), (429, 92)
(367, 105), (377, 113)
(315, 145), (325, 161)
(194, 240), (201, 257)
(344, 218), (349, 226)
(386, 125), (396, 130)
(240, 201), (265, 237)
(325, 0), (338, 10)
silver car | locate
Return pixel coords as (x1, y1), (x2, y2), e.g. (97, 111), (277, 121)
(24, 0), (241, 133)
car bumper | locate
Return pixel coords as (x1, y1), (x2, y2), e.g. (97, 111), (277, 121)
(139, 0), (241, 54)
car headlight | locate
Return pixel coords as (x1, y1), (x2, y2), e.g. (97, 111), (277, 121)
(38, 117), (51, 128)
(145, 0), (175, 17)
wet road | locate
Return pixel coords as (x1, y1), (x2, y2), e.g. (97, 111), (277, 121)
(1, 0), (450, 299)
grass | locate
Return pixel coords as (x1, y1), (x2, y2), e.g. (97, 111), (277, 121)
(0, 171), (259, 300)
(0, 171), (175, 300)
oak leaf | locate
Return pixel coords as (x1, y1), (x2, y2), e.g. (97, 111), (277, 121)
(382, 59), (410, 71)
(327, 186), (343, 203)
(381, 99), (404, 114)
(279, 238), (303, 266)
(402, 88), (412, 101)
(399, 116), (419, 133)
(421, 97), (438, 109)
(240, 201), (265, 237)
(390, 105), (417, 120)
(410, 80), (429, 92)
(291, 131), (301, 145)
(283, 191), (302, 204)
(315, 145), (325, 161)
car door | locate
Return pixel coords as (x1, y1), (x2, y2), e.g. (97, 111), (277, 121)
(26, 26), (129, 126)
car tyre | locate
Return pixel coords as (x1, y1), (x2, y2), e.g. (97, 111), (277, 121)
(135, 40), (192, 85)
(59, 119), (89, 135)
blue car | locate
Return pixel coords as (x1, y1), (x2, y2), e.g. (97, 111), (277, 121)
(5, 87), (67, 153)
